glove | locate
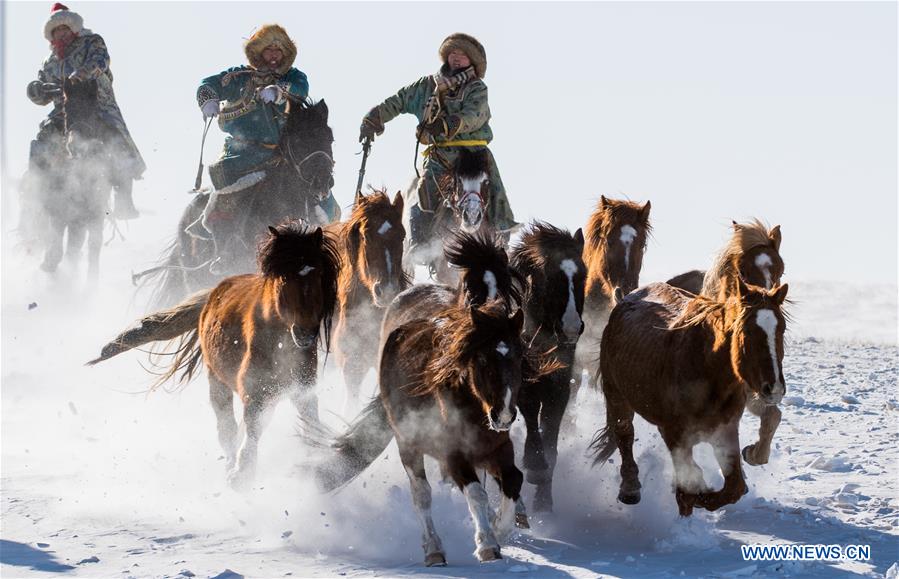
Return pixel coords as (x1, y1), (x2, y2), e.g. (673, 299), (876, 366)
(201, 100), (220, 118)
(258, 84), (282, 104)
(359, 107), (384, 143)
(27, 80), (45, 103)
(417, 116), (449, 142)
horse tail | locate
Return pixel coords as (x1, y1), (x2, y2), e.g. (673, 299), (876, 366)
(138, 238), (189, 309)
(310, 397), (394, 492)
(87, 289), (210, 365)
(588, 422), (618, 467)
(149, 328), (203, 392)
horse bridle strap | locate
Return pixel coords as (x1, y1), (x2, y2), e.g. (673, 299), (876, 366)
(285, 142), (334, 184)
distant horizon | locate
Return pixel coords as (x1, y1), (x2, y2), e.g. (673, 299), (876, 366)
(2, 1), (897, 284)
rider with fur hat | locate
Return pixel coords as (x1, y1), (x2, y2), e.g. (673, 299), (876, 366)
(190, 24), (340, 245)
(359, 33), (517, 259)
(25, 2), (145, 219)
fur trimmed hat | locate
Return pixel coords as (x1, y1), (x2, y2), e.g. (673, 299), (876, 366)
(439, 33), (487, 79)
(244, 24), (297, 76)
(44, 3), (83, 41)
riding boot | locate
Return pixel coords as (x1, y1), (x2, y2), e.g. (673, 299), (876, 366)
(407, 204), (439, 267)
(112, 180), (140, 220)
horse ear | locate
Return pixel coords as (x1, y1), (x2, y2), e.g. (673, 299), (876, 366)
(510, 308), (524, 332)
(732, 220), (742, 231)
(599, 195), (609, 209)
(317, 99), (329, 119)
(574, 228), (585, 249)
(771, 283), (789, 305)
(313, 227), (324, 245)
(469, 305), (490, 327)
(640, 200), (652, 222)
(392, 190), (404, 212)
(268, 226), (279, 237)
(355, 189), (365, 205)
(769, 225), (782, 251)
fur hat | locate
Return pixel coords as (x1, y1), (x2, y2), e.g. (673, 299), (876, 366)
(439, 33), (487, 79)
(244, 24), (297, 75)
(44, 3), (83, 41)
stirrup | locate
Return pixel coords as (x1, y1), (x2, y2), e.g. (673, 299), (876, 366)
(185, 217), (212, 240)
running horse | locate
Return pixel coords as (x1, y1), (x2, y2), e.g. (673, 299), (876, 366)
(509, 222), (586, 513)
(330, 189), (409, 413)
(313, 302), (551, 566)
(136, 99), (336, 307)
(667, 219), (785, 465)
(405, 148), (493, 284)
(35, 79), (115, 279)
(590, 280), (789, 516)
(90, 221), (341, 489)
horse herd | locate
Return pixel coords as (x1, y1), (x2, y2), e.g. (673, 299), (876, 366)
(89, 190), (788, 566)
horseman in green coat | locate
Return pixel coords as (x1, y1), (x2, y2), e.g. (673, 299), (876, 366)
(359, 33), (518, 260)
(189, 24), (340, 246)
(25, 3), (145, 219)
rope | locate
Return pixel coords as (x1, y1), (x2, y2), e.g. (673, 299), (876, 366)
(193, 117), (213, 191)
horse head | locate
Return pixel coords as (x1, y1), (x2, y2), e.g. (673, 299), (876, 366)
(344, 189), (407, 307)
(444, 230), (523, 311)
(733, 221), (784, 291)
(282, 99), (335, 203)
(450, 148), (490, 233)
(257, 221), (341, 349)
(586, 196), (652, 297)
(727, 278), (789, 406)
(511, 223), (587, 345)
(62, 79), (104, 159)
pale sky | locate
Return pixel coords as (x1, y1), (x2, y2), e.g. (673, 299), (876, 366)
(3, 1), (896, 284)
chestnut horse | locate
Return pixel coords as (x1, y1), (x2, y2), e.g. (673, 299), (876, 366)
(573, 196), (651, 392)
(380, 230), (522, 344)
(667, 219), (785, 465)
(330, 189), (408, 412)
(90, 221), (340, 489)
(510, 222), (586, 513)
(315, 303), (537, 566)
(591, 280), (788, 516)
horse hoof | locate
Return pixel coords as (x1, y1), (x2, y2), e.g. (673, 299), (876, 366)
(618, 489), (641, 505)
(424, 552), (447, 567)
(227, 468), (253, 492)
(526, 468), (550, 485)
(742, 444), (766, 466)
(533, 495), (554, 514)
(476, 547), (502, 562)
(39, 261), (57, 273)
(515, 513), (530, 529)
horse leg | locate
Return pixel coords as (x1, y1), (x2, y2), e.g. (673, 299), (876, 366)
(446, 453), (502, 562)
(399, 447), (445, 567)
(519, 384), (548, 478)
(603, 383), (641, 505)
(485, 439), (525, 540)
(340, 356), (368, 418)
(209, 376), (238, 469)
(290, 349), (320, 426)
(65, 222), (86, 264)
(41, 217), (65, 273)
(229, 391), (274, 490)
(659, 427), (705, 517)
(532, 378), (570, 513)
(703, 422), (747, 511)
(86, 216), (103, 282)
(742, 397), (782, 466)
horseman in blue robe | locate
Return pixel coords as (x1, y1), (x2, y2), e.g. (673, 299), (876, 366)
(188, 24), (340, 247)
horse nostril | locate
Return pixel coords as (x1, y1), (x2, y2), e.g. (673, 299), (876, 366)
(762, 383), (773, 397)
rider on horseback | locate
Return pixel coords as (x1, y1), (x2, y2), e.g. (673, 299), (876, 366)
(189, 24), (340, 251)
(358, 33), (518, 263)
(25, 3), (145, 220)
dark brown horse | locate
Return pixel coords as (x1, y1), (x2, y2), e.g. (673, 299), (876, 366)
(90, 221), (340, 489)
(591, 280), (789, 516)
(509, 222), (586, 513)
(315, 303), (535, 566)
(381, 230), (523, 345)
(667, 219), (785, 466)
(573, 195), (652, 392)
(330, 189), (408, 412)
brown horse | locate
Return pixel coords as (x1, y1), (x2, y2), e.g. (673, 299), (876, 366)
(591, 280), (789, 516)
(509, 222), (586, 513)
(329, 189), (408, 412)
(573, 195), (652, 391)
(380, 230), (523, 345)
(314, 303), (536, 566)
(667, 219), (785, 466)
(90, 221), (341, 489)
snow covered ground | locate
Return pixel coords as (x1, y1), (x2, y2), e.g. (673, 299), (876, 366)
(1, 203), (896, 578)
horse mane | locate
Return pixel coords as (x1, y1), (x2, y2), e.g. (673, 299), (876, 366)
(702, 219), (778, 297)
(456, 148), (490, 179)
(256, 219), (342, 348)
(585, 197), (652, 250)
(445, 230), (524, 308)
(510, 221), (582, 278)
(337, 188), (411, 301)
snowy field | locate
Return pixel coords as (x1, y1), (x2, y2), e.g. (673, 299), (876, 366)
(2, 202), (896, 578)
